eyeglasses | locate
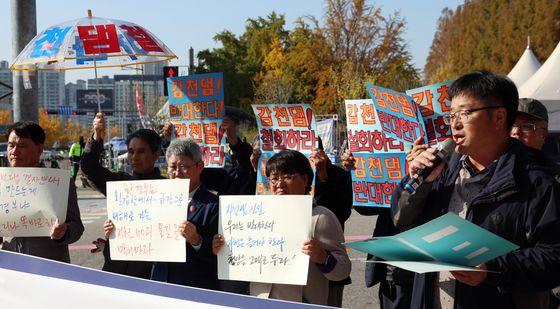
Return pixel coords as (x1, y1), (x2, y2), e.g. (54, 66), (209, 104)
(268, 173), (298, 185)
(168, 162), (198, 174)
(443, 106), (505, 125)
(512, 123), (545, 133)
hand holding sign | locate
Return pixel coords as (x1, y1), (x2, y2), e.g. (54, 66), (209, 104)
(179, 220), (201, 246)
(50, 219), (67, 240)
(451, 263), (487, 286)
(93, 112), (106, 142)
(103, 219), (114, 238)
(301, 239), (327, 264)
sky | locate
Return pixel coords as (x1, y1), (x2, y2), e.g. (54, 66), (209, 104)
(0, 0), (464, 83)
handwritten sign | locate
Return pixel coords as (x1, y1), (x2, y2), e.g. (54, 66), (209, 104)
(345, 100), (408, 208)
(366, 84), (426, 144)
(167, 72), (226, 167)
(0, 168), (69, 237)
(218, 195), (312, 285)
(406, 81), (453, 146)
(106, 179), (189, 262)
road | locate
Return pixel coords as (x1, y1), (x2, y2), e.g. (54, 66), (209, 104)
(70, 190), (381, 309)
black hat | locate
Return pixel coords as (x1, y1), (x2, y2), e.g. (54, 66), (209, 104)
(518, 98), (548, 122)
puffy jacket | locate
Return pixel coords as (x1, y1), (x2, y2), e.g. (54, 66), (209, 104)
(391, 138), (560, 309)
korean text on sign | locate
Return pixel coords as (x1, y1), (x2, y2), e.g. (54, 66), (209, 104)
(345, 99), (409, 208)
(106, 179), (189, 262)
(218, 195), (312, 285)
(167, 72), (226, 167)
(0, 168), (69, 237)
(252, 104), (318, 154)
(406, 81), (453, 146)
(365, 84), (426, 144)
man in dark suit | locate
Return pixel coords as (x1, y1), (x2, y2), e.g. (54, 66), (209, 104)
(150, 138), (219, 290)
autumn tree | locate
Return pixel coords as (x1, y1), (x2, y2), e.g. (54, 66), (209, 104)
(424, 0), (560, 83)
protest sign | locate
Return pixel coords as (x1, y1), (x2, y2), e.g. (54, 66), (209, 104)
(365, 83), (426, 144)
(252, 104), (318, 195)
(106, 179), (189, 262)
(406, 81), (453, 146)
(345, 99), (408, 208)
(346, 213), (519, 273)
(218, 195), (312, 285)
(167, 72), (226, 167)
(0, 168), (69, 237)
(316, 118), (334, 154)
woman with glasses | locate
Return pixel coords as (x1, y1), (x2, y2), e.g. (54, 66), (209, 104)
(103, 138), (220, 290)
(213, 149), (351, 305)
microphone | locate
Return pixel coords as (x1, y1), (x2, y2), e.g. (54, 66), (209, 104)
(404, 138), (456, 193)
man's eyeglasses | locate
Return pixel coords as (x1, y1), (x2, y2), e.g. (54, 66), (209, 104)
(512, 123), (545, 133)
(168, 162), (198, 174)
(269, 173), (297, 185)
(443, 106), (505, 125)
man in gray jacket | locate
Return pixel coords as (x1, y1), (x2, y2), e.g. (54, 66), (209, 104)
(0, 121), (84, 263)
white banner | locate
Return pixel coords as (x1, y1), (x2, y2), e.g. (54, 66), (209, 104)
(106, 179), (189, 262)
(0, 167), (69, 237)
(218, 195), (312, 285)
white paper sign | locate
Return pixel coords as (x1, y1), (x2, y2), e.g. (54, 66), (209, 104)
(218, 195), (312, 285)
(106, 179), (189, 262)
(0, 168), (69, 237)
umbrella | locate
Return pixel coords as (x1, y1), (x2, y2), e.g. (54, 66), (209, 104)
(11, 9), (176, 110)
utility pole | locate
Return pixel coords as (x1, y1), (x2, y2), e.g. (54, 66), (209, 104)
(188, 46), (194, 75)
(11, 0), (38, 122)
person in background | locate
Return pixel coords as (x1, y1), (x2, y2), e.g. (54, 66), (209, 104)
(392, 71), (560, 308)
(310, 137), (353, 307)
(81, 112), (164, 279)
(104, 138), (220, 290)
(69, 135), (84, 181)
(160, 122), (173, 152)
(1, 121), (84, 263)
(340, 148), (414, 309)
(213, 149), (351, 305)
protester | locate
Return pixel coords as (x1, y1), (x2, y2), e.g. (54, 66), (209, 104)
(160, 122), (172, 151)
(391, 71), (560, 308)
(213, 149), (351, 305)
(340, 148), (414, 309)
(104, 138), (220, 289)
(81, 112), (164, 279)
(200, 115), (255, 196)
(310, 138), (353, 307)
(0, 121), (84, 263)
(69, 135), (85, 181)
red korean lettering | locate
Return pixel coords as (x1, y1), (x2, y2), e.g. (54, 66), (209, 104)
(354, 156), (367, 179)
(370, 87), (386, 109)
(188, 123), (203, 142)
(356, 130), (373, 152)
(367, 157), (383, 179)
(77, 24), (120, 54)
(171, 80), (184, 99)
(273, 106), (290, 126)
(437, 85), (451, 112)
(384, 91), (400, 114)
(256, 106), (273, 127)
(353, 181), (369, 204)
(299, 131), (317, 151)
(385, 157), (403, 180)
(186, 80), (198, 97)
(173, 123), (187, 138)
(396, 94), (415, 118)
(200, 77), (215, 96)
(120, 25), (163, 52)
(424, 118), (437, 145)
(192, 102), (205, 120)
(288, 106), (308, 128)
(360, 102), (376, 125)
(260, 129), (273, 151)
(203, 123), (219, 144)
(206, 100), (220, 118)
(273, 129), (287, 151)
(347, 130), (360, 153)
(180, 103), (193, 120)
(412, 90), (434, 117)
(435, 115), (451, 142)
(347, 103), (359, 125)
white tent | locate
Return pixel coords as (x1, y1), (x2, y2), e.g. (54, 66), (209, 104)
(518, 39), (560, 131)
(508, 38), (541, 87)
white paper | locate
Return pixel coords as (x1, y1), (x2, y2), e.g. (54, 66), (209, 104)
(106, 179), (189, 262)
(0, 168), (69, 237)
(218, 195), (312, 285)
(372, 261), (494, 274)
